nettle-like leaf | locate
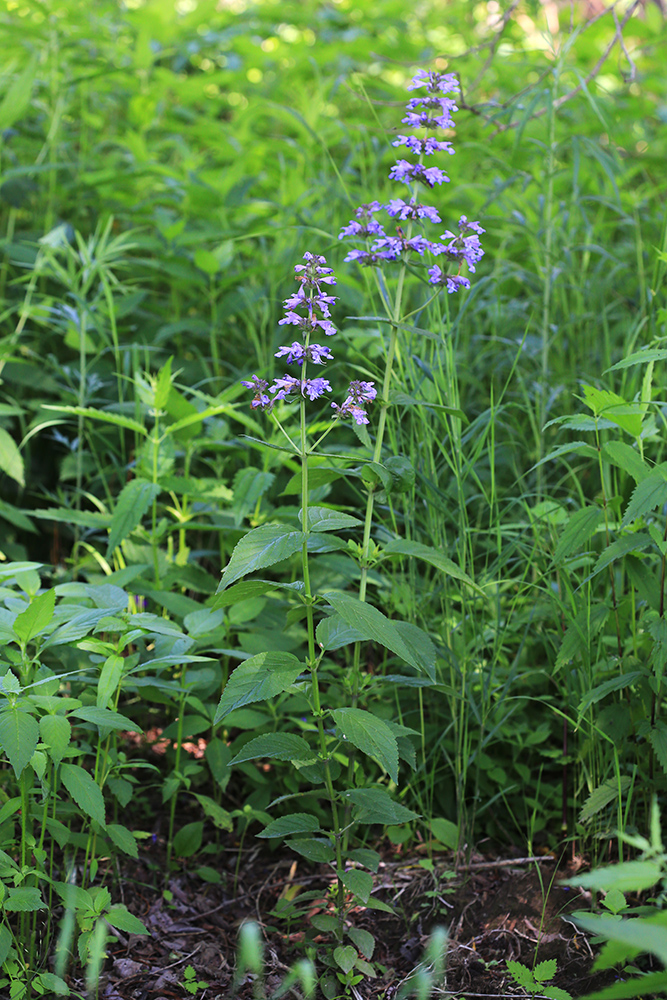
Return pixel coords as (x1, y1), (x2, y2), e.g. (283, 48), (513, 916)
(381, 538), (482, 593)
(579, 776), (632, 824)
(299, 506), (362, 532)
(257, 814), (320, 839)
(340, 868), (373, 904)
(333, 708), (399, 783)
(105, 905), (149, 935)
(106, 824), (138, 858)
(289, 838), (335, 862)
(601, 440), (650, 483)
(218, 524), (304, 590)
(623, 463), (667, 526)
(649, 722), (667, 777)
(343, 787), (420, 825)
(60, 762), (106, 827)
(348, 926), (375, 960)
(4, 886), (45, 912)
(12, 587), (56, 645)
(554, 506), (603, 563)
(214, 651), (304, 723)
(333, 946), (357, 975)
(323, 592), (433, 675)
(230, 733), (315, 766)
(39, 714), (71, 766)
(566, 860), (662, 894)
(0, 709), (39, 778)
(106, 478), (161, 556)
(556, 603), (609, 671)
(506, 960), (535, 991)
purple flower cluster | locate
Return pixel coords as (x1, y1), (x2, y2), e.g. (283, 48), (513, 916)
(338, 69), (484, 291)
(242, 253), (376, 426)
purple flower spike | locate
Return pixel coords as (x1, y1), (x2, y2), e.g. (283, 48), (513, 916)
(427, 266), (471, 294)
(241, 375), (271, 410)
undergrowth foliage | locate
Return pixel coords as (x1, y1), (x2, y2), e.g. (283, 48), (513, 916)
(0, 0), (666, 996)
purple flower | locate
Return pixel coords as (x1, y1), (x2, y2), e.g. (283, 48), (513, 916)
(392, 135), (454, 156)
(332, 379), (377, 425)
(389, 160), (449, 187)
(303, 377), (331, 400)
(386, 199), (442, 223)
(241, 375), (271, 410)
(270, 375), (301, 401)
(427, 266), (471, 293)
(407, 69), (459, 95)
(338, 202), (387, 241)
(274, 342), (334, 365)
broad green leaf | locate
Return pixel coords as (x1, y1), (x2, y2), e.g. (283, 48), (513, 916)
(299, 506), (362, 532)
(430, 817), (459, 850)
(571, 911), (667, 964)
(0, 924), (11, 965)
(0, 562), (42, 581)
(13, 588), (56, 645)
(381, 539), (481, 593)
(343, 787), (420, 825)
(348, 926), (375, 959)
(606, 349), (667, 372)
(333, 946), (357, 975)
(577, 673), (642, 716)
(0, 709), (38, 778)
(69, 706), (138, 731)
(582, 385), (643, 438)
(554, 506), (603, 562)
(30, 507), (111, 529)
(107, 479), (161, 556)
(394, 621), (436, 682)
(565, 860), (662, 894)
(289, 838), (335, 862)
(556, 603), (609, 671)
(623, 464), (667, 526)
(579, 776), (632, 824)
(568, 972), (667, 1000)
(507, 961), (535, 989)
(230, 733), (314, 765)
(214, 651), (304, 723)
(105, 905), (149, 935)
(257, 814), (320, 839)
(54, 883), (94, 911)
(39, 715), (71, 765)
(333, 708), (399, 783)
(601, 441), (650, 483)
(281, 467), (343, 496)
(212, 578), (304, 610)
(316, 614), (366, 651)
(340, 868), (373, 904)
(34, 972), (69, 996)
(649, 722), (667, 777)
(97, 655), (125, 710)
(60, 763), (106, 827)
(589, 533), (651, 580)
(0, 427), (24, 486)
(4, 886), (45, 912)
(323, 592), (429, 674)
(106, 824), (138, 858)
(194, 793), (233, 831)
(218, 524), (304, 590)
(345, 848), (381, 872)
(0, 56), (37, 131)
(43, 404), (147, 436)
(172, 821), (203, 857)
(534, 959), (557, 983)
(195, 247), (221, 275)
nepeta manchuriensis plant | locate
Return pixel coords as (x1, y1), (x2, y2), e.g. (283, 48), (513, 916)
(215, 69), (482, 991)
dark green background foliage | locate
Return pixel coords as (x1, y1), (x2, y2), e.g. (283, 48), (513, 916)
(1, 0), (667, 887)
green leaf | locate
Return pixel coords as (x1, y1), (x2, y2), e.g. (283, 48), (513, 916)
(577, 673), (642, 716)
(211, 578), (304, 609)
(316, 614), (366, 651)
(0, 924), (12, 965)
(381, 539), (482, 593)
(333, 708), (399, 783)
(565, 860), (662, 894)
(568, 971), (667, 1000)
(300, 506), (362, 532)
(257, 814), (320, 839)
(0, 55), (37, 131)
(106, 824), (138, 858)
(623, 464), (667, 526)
(533, 959), (557, 983)
(194, 248), (221, 275)
(0, 427), (24, 487)
(43, 404), (148, 436)
(323, 592), (429, 674)
(60, 763), (106, 827)
(13, 588), (56, 645)
(194, 793), (233, 831)
(345, 848), (380, 872)
(53, 883), (95, 911)
(107, 479), (161, 556)
(556, 603), (609, 671)
(430, 817), (459, 850)
(579, 777), (632, 824)
(34, 972), (69, 996)
(506, 961), (535, 990)
(348, 926), (375, 960)
(214, 651), (304, 723)
(601, 441), (650, 483)
(343, 788), (420, 825)
(281, 467), (343, 496)
(172, 822), (203, 857)
(289, 838), (335, 862)
(230, 733), (314, 765)
(606, 349), (667, 372)
(39, 714), (71, 766)
(394, 621), (436, 683)
(581, 385), (643, 438)
(333, 946), (357, 975)
(97, 655), (125, 711)
(69, 706), (138, 732)
(589, 533), (651, 580)
(649, 722), (667, 777)
(340, 868), (373, 905)
(0, 709), (38, 778)
(232, 468), (275, 526)
(554, 506), (603, 562)
(4, 886), (45, 912)
(218, 524), (304, 590)
(571, 911), (667, 964)
(105, 905), (150, 935)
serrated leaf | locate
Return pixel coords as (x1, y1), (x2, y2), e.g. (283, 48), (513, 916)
(579, 776), (632, 823)
(601, 441), (650, 483)
(348, 926), (375, 959)
(194, 793), (233, 831)
(0, 709), (38, 778)
(105, 905), (149, 935)
(345, 848), (380, 872)
(333, 708), (399, 783)
(554, 506), (603, 562)
(257, 814), (320, 839)
(300, 506), (362, 532)
(0, 924), (12, 965)
(340, 868), (373, 904)
(571, 911), (667, 964)
(381, 539), (481, 593)
(106, 824), (138, 858)
(214, 651), (303, 723)
(97, 654), (125, 710)
(0, 427), (24, 486)
(506, 960), (535, 989)
(107, 479), (161, 556)
(69, 706), (137, 731)
(35, 972), (69, 996)
(289, 838), (335, 862)
(556, 603), (609, 671)
(230, 733), (314, 765)
(218, 524), (304, 590)
(577, 672), (642, 716)
(606, 348), (667, 372)
(344, 787), (420, 825)
(589, 533), (651, 580)
(316, 614), (367, 650)
(13, 588), (56, 645)
(333, 946), (357, 975)
(533, 959), (557, 983)
(649, 722), (667, 777)
(4, 886), (45, 912)
(623, 464), (667, 526)
(60, 763), (106, 827)
(323, 592), (429, 674)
